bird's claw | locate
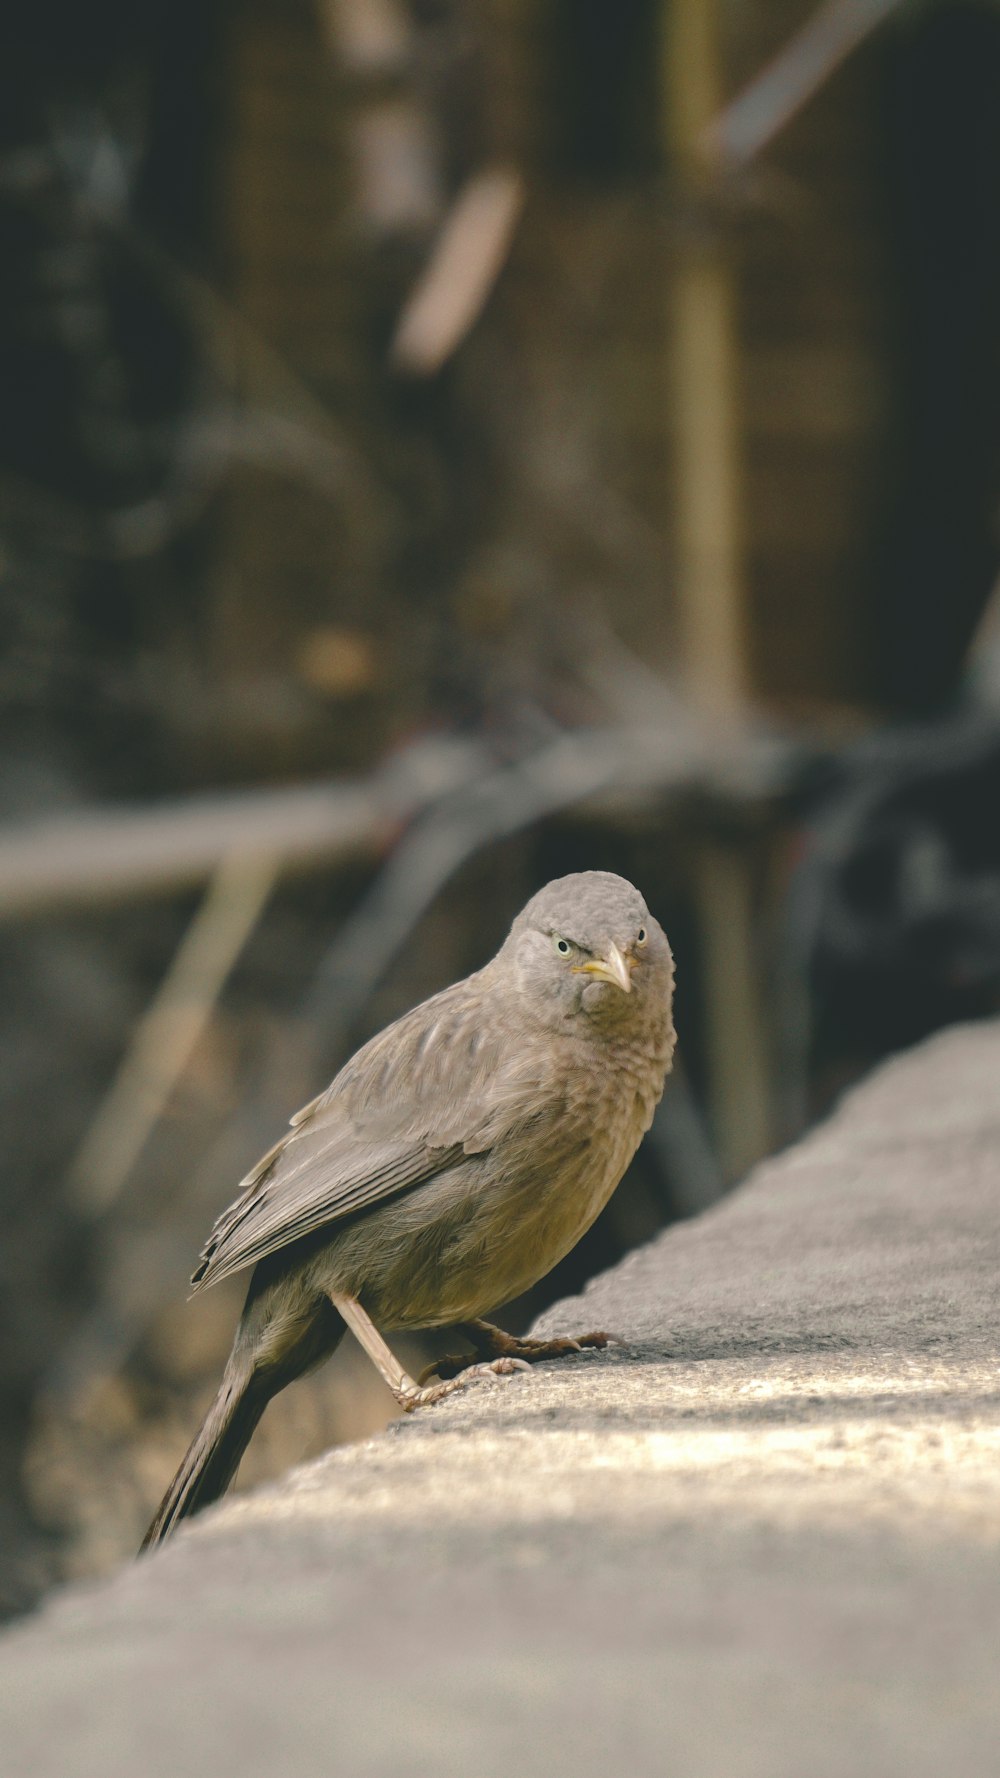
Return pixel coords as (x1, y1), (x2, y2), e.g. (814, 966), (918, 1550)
(401, 1355), (530, 1410)
(417, 1350), (474, 1386)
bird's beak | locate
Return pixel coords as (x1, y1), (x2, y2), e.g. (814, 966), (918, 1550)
(574, 940), (634, 994)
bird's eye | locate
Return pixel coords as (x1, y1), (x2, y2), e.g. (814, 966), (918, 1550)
(553, 935), (572, 957)
(636, 926), (647, 946)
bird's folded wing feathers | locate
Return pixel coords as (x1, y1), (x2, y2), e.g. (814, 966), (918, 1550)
(191, 974), (550, 1292)
(190, 1129), (466, 1289)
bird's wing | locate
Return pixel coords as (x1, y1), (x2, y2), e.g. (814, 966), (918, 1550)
(191, 973), (547, 1291)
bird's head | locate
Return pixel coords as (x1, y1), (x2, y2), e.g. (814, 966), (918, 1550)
(501, 871), (673, 1031)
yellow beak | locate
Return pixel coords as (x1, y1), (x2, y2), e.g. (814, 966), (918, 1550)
(574, 940), (633, 994)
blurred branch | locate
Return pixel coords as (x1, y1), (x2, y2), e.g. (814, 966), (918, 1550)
(323, 0), (413, 81)
(0, 740), (481, 920)
(704, 0), (906, 169)
(66, 855), (280, 1218)
(327, 0), (442, 235)
(391, 167), (525, 375)
(0, 719), (797, 924)
(0, 783), (383, 920)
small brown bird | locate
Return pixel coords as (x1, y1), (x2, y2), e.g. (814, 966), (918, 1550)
(142, 871), (675, 1548)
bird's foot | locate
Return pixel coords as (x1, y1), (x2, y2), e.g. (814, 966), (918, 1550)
(419, 1322), (611, 1384)
(398, 1356), (531, 1410)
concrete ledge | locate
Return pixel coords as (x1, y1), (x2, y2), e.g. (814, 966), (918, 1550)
(3, 1022), (1000, 1777)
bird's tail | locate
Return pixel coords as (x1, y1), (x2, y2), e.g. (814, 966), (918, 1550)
(140, 1364), (267, 1552)
(141, 1284), (346, 1553)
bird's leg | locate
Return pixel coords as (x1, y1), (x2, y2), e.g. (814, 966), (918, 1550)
(329, 1292), (529, 1411)
(420, 1317), (611, 1384)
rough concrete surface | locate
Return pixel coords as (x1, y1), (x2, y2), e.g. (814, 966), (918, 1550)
(2, 1022), (1000, 1777)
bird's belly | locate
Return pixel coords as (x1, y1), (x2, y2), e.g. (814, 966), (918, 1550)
(319, 1135), (630, 1331)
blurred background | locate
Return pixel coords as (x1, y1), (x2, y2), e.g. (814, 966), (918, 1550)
(2, 0), (1000, 1614)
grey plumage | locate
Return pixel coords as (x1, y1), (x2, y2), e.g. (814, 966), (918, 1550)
(142, 871), (675, 1548)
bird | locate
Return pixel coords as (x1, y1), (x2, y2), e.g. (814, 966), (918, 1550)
(141, 870), (676, 1549)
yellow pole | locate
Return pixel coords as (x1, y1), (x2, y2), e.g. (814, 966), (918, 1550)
(663, 0), (771, 1177)
(665, 0), (747, 715)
